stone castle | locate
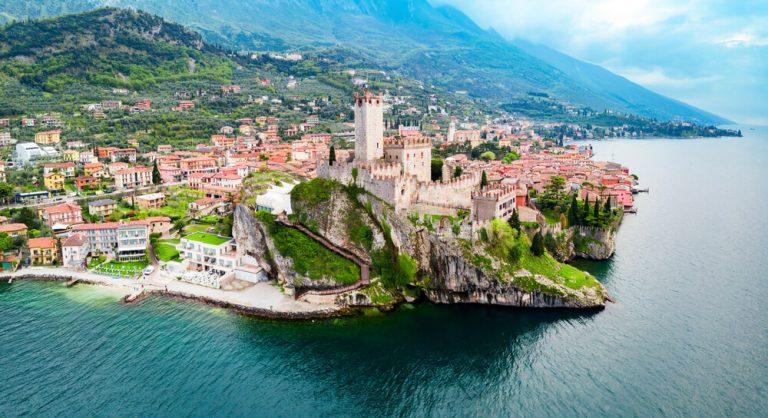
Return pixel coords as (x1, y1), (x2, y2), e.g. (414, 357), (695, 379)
(319, 91), (488, 217)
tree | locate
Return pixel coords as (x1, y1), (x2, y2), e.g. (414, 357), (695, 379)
(531, 232), (545, 256)
(152, 160), (161, 184)
(568, 194), (579, 226)
(548, 175), (566, 192)
(0, 182), (13, 204)
(582, 198), (590, 223)
(479, 150), (495, 161)
(453, 165), (463, 178)
(593, 197), (601, 220)
(502, 151), (520, 163)
(508, 208), (520, 232)
(480, 170), (488, 188)
(603, 198), (611, 214)
(0, 232), (13, 252)
(329, 145), (336, 166)
(431, 158), (443, 181)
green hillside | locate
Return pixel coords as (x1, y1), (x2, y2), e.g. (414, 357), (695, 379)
(0, 7), (234, 91)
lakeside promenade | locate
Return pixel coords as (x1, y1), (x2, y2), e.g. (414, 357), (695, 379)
(1, 267), (342, 319)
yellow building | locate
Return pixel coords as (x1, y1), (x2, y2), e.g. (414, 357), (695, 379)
(63, 149), (80, 161)
(28, 237), (59, 265)
(34, 130), (61, 145)
(43, 172), (65, 191)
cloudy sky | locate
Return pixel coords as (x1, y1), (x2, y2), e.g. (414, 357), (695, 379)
(435, 0), (768, 125)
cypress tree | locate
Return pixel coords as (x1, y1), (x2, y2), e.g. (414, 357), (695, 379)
(531, 232), (545, 256)
(603, 198), (611, 214)
(453, 166), (462, 178)
(593, 197), (601, 220)
(509, 208), (520, 232)
(480, 170), (488, 188)
(582, 198), (590, 223)
(152, 160), (161, 184)
(568, 194), (579, 226)
(329, 145), (336, 166)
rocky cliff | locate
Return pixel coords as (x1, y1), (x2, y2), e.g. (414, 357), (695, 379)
(539, 222), (618, 262)
(234, 180), (608, 310)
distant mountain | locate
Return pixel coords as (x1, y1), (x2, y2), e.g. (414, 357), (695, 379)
(0, 0), (730, 124)
(0, 7), (234, 91)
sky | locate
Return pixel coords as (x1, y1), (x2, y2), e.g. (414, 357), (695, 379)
(434, 0), (768, 125)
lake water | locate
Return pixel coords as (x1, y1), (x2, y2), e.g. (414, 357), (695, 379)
(1, 128), (767, 416)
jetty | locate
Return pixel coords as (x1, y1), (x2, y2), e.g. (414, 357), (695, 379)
(65, 278), (79, 287)
(122, 289), (149, 304)
(632, 187), (649, 194)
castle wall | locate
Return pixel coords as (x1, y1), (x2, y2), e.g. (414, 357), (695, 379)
(416, 174), (478, 209)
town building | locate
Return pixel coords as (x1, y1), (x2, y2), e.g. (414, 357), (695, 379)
(0, 223), (28, 237)
(75, 176), (100, 191)
(135, 193), (165, 209)
(34, 130), (61, 145)
(70, 221), (149, 261)
(177, 232), (237, 287)
(62, 234), (89, 268)
(40, 202), (83, 228)
(14, 191), (50, 205)
(88, 199), (118, 218)
(28, 237), (59, 265)
(0, 131), (13, 146)
(43, 162), (76, 177)
(15, 142), (57, 164)
(114, 166), (153, 190)
(43, 172), (66, 191)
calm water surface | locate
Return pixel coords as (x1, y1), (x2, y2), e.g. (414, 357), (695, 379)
(2, 128), (767, 417)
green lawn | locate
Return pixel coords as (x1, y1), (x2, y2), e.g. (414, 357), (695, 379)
(154, 239), (180, 262)
(184, 232), (231, 246)
(93, 260), (148, 277)
(183, 224), (213, 234)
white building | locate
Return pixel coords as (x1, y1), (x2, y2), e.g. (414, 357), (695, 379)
(70, 221), (149, 261)
(15, 142), (44, 164)
(62, 234), (89, 268)
(256, 182), (297, 215)
(177, 233), (236, 277)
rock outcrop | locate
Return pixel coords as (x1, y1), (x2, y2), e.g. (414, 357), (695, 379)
(234, 180), (609, 311)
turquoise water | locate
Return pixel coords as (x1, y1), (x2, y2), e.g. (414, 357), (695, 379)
(2, 128), (768, 416)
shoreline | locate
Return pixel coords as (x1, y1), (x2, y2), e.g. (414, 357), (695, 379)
(1, 269), (352, 321)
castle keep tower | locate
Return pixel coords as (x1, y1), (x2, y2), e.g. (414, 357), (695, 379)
(354, 91), (384, 163)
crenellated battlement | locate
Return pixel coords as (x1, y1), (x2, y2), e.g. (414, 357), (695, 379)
(471, 183), (520, 200)
(354, 90), (383, 107)
(384, 136), (431, 148)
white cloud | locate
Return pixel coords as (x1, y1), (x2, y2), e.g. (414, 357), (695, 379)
(718, 31), (768, 48)
(611, 67), (721, 88)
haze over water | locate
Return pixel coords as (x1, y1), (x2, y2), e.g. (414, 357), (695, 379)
(1, 128), (767, 416)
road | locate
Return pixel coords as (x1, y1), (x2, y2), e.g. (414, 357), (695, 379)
(1, 181), (188, 210)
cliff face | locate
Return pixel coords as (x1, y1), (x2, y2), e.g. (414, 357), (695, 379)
(357, 194), (606, 309)
(234, 182), (608, 310)
(291, 186), (387, 264)
(572, 226), (616, 260)
(539, 223), (618, 262)
(232, 205), (340, 292)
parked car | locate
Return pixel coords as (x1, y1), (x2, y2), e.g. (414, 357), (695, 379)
(142, 266), (155, 276)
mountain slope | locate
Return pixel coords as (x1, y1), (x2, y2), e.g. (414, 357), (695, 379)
(0, 7), (234, 91)
(1, 0), (729, 123)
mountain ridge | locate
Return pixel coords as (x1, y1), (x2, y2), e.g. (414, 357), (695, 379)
(0, 0), (731, 124)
